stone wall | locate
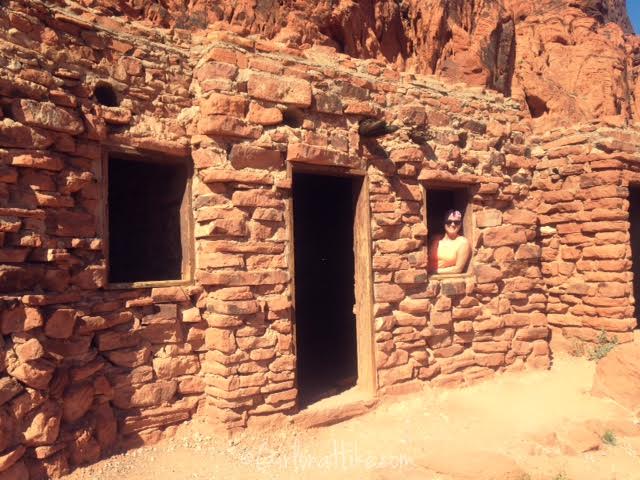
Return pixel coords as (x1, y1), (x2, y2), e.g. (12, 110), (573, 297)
(532, 123), (640, 348)
(0, 3), (203, 478)
(3, 0), (624, 478)
(188, 30), (550, 422)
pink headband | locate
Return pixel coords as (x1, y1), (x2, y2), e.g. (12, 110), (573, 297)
(447, 210), (462, 221)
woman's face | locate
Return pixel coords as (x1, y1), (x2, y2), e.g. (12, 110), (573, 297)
(444, 214), (461, 236)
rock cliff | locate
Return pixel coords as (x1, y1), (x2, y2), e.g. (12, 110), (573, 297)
(80, 0), (639, 129)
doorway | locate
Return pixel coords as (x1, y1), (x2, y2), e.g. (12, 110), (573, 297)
(630, 186), (640, 329)
(292, 171), (375, 408)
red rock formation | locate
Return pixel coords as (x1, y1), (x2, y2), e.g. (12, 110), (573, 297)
(592, 342), (640, 413)
(80, 0), (638, 128)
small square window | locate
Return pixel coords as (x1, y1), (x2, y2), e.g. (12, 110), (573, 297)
(424, 185), (472, 275)
(107, 153), (192, 284)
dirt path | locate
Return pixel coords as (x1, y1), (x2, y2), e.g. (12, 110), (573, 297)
(66, 355), (640, 480)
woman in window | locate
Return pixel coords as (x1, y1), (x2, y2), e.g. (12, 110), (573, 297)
(428, 209), (471, 274)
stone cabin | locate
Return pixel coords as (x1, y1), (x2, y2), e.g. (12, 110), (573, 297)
(0, 2), (639, 478)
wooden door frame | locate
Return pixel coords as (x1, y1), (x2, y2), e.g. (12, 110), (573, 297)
(287, 163), (378, 405)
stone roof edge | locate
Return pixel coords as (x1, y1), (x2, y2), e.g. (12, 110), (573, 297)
(192, 30), (524, 114)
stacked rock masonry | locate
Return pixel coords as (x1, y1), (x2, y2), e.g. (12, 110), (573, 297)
(0, 1), (638, 479)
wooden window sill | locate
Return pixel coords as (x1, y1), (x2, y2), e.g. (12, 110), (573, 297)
(428, 272), (473, 280)
(106, 279), (193, 290)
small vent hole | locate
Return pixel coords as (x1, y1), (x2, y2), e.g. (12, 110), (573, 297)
(525, 95), (549, 119)
(1, 103), (13, 119)
(94, 83), (119, 107)
(283, 106), (303, 128)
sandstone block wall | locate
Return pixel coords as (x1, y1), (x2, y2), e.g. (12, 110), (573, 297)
(188, 30), (552, 418)
(0, 3), (203, 478)
(532, 123), (640, 346)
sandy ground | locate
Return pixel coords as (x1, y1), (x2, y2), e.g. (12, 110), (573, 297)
(65, 355), (640, 480)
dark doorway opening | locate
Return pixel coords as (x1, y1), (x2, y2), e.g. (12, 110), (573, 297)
(293, 172), (360, 408)
(108, 155), (189, 283)
(630, 186), (640, 330)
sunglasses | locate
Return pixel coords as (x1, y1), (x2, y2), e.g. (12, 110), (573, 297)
(445, 220), (461, 226)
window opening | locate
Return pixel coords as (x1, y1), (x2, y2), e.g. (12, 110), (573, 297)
(108, 154), (190, 284)
(425, 186), (472, 275)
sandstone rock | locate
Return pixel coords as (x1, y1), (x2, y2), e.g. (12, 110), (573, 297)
(29, 451), (69, 479)
(41, 335), (92, 361)
(14, 338), (44, 362)
(69, 428), (101, 465)
(22, 400), (61, 446)
(181, 307), (202, 324)
(0, 407), (17, 453)
(96, 330), (140, 351)
(0, 378), (23, 407)
(140, 322), (183, 344)
(286, 142), (358, 169)
(0, 307), (41, 335)
(77, 311), (133, 334)
(120, 402), (192, 435)
(70, 359), (105, 382)
(197, 115), (262, 138)
(63, 382), (95, 423)
(0, 119), (54, 149)
(246, 102), (283, 126)
(0, 446), (25, 474)
(33, 443), (65, 460)
(0, 460), (28, 480)
(592, 342), (640, 412)
(399, 297), (430, 314)
(7, 358), (55, 390)
(476, 209), (502, 227)
(417, 447), (527, 480)
(557, 422), (602, 455)
(151, 286), (189, 303)
(200, 93), (247, 118)
(482, 225), (528, 247)
(10, 389), (45, 421)
(105, 345), (151, 368)
(46, 210), (96, 237)
(93, 403), (117, 451)
(112, 380), (177, 409)
(152, 355), (200, 379)
(474, 265), (502, 284)
(374, 283), (405, 303)
(229, 144), (282, 170)
(247, 75), (312, 107)
(12, 99), (84, 134)
(378, 364), (413, 387)
(205, 328), (236, 354)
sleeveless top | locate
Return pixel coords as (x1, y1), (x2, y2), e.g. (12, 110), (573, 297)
(429, 236), (467, 272)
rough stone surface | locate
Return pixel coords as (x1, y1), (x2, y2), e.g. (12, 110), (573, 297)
(592, 343), (640, 412)
(83, 0), (636, 129)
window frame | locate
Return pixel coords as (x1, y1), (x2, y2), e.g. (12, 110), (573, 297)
(421, 181), (475, 279)
(101, 146), (194, 289)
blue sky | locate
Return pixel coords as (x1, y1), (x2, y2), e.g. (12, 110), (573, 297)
(630, 2), (640, 33)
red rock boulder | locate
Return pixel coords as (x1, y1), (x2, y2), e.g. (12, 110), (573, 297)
(592, 342), (640, 413)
